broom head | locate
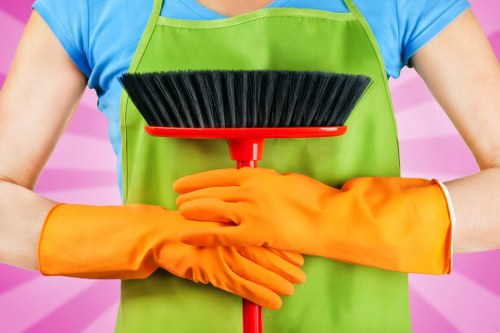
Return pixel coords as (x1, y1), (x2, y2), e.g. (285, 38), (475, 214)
(119, 70), (371, 129)
(120, 70), (372, 166)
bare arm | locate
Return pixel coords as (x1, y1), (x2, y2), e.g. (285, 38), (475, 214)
(0, 11), (87, 269)
(411, 10), (500, 253)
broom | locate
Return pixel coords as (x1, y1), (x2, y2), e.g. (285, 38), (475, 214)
(119, 70), (371, 333)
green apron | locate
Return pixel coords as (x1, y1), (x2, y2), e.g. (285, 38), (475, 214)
(117, 0), (410, 331)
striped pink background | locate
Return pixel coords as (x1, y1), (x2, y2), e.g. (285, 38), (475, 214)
(1, 1), (499, 331)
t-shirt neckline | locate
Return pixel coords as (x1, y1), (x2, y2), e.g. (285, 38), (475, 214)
(175, 0), (294, 19)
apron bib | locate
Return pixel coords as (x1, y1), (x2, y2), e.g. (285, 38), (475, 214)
(117, 0), (411, 331)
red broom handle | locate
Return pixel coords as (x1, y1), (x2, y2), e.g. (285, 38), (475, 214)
(242, 299), (262, 333)
(228, 139), (264, 333)
(239, 156), (262, 333)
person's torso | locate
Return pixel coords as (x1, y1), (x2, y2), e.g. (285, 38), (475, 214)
(116, 0), (409, 331)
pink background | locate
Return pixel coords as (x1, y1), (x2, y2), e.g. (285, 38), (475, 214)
(1, 1), (499, 331)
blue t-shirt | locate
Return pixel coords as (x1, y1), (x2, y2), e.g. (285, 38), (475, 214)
(32, 0), (471, 191)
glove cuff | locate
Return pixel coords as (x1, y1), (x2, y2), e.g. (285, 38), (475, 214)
(434, 180), (456, 273)
(320, 177), (453, 274)
(38, 204), (162, 279)
(38, 203), (66, 275)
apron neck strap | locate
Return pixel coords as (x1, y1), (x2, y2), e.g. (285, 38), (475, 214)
(152, 0), (163, 18)
(342, 0), (356, 12)
(127, 0), (163, 73)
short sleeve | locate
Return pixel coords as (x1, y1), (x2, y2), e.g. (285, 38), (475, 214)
(32, 0), (91, 77)
(398, 0), (471, 66)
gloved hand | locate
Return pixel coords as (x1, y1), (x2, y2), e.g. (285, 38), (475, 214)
(174, 168), (453, 274)
(38, 204), (306, 309)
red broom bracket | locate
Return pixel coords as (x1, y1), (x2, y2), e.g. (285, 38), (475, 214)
(227, 138), (265, 169)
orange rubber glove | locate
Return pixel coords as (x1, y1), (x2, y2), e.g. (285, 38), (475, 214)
(174, 168), (453, 274)
(38, 204), (306, 309)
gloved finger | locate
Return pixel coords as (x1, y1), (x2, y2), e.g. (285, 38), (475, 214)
(237, 247), (306, 284)
(176, 186), (241, 206)
(174, 169), (244, 193)
(179, 198), (239, 223)
(220, 274), (283, 310)
(225, 249), (296, 297)
(263, 247), (305, 267)
(180, 225), (256, 247)
(174, 167), (276, 194)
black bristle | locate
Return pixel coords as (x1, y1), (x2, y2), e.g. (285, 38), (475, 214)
(292, 72), (317, 127)
(154, 74), (180, 126)
(123, 74), (159, 126)
(271, 72), (290, 127)
(223, 72), (237, 127)
(262, 71), (277, 127)
(315, 74), (344, 126)
(179, 73), (203, 127)
(210, 71), (226, 128)
(169, 74), (195, 127)
(194, 72), (215, 127)
(237, 72), (249, 128)
(119, 70), (372, 128)
(282, 72), (305, 127)
(249, 71), (262, 127)
(304, 73), (331, 126)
